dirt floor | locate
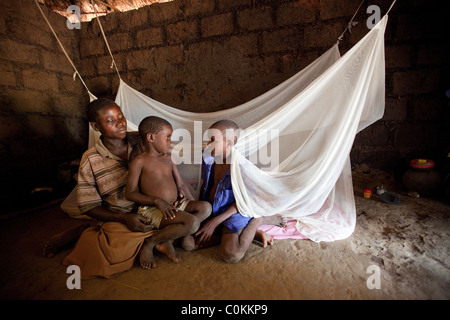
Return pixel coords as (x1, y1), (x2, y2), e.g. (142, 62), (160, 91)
(0, 167), (449, 300)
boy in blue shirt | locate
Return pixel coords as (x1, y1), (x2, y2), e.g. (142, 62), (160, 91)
(195, 120), (286, 263)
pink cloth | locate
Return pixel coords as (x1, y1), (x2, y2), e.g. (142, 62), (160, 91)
(259, 220), (308, 240)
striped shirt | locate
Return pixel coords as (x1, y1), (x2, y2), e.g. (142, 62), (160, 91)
(77, 133), (142, 215)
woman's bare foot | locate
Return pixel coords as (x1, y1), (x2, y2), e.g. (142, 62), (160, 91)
(155, 241), (181, 263)
(140, 238), (157, 269)
(254, 229), (274, 247)
(43, 222), (91, 258)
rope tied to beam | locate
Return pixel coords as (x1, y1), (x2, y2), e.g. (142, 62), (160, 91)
(337, 0), (397, 45)
(34, 0), (94, 98)
(90, 0), (122, 81)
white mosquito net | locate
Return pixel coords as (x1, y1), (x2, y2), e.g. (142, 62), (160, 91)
(84, 16), (387, 242)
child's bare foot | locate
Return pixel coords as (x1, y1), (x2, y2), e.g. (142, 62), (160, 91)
(260, 214), (287, 228)
(140, 238), (157, 269)
(254, 229), (274, 247)
(155, 241), (181, 263)
(43, 222), (91, 258)
(181, 235), (196, 251)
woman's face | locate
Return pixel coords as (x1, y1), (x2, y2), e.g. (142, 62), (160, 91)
(93, 104), (127, 140)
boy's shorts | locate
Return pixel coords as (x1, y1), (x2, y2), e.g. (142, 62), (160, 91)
(137, 200), (189, 229)
(222, 213), (252, 234)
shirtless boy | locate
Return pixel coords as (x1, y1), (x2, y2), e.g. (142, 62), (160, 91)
(195, 120), (287, 263)
(125, 116), (211, 269)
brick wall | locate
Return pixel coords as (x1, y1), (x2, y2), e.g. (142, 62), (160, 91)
(79, 0), (447, 170)
(349, 1), (448, 171)
(0, 0), (447, 212)
(0, 0), (87, 211)
(78, 0), (358, 111)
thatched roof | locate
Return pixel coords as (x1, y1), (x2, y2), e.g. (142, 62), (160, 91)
(37, 0), (170, 21)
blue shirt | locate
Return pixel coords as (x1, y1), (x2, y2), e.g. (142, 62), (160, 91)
(201, 154), (251, 233)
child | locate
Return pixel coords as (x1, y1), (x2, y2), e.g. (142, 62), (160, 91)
(125, 116), (212, 269)
(195, 120), (287, 263)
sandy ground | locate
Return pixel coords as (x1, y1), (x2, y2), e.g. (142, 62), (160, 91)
(0, 167), (449, 300)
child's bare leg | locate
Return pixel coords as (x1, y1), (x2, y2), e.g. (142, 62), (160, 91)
(184, 201), (212, 222)
(181, 201), (211, 251)
(139, 212), (198, 269)
(181, 234), (196, 251)
(140, 237), (157, 269)
(220, 214), (286, 263)
(43, 222), (91, 258)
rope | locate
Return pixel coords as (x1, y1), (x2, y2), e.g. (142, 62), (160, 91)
(337, 0), (365, 44)
(385, 0), (397, 16)
(90, 0), (122, 80)
(337, 0), (397, 44)
(33, 0), (93, 95)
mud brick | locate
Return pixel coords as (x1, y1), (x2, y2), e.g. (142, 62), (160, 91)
(217, 0), (252, 10)
(148, 1), (183, 24)
(304, 21), (341, 48)
(166, 20), (198, 44)
(126, 50), (152, 70)
(320, 0), (361, 20)
(237, 6), (273, 31)
(0, 62), (17, 86)
(22, 69), (59, 92)
(262, 27), (302, 53)
(184, 0), (215, 17)
(136, 26), (164, 47)
(277, 1), (317, 26)
(108, 32), (134, 52)
(0, 39), (40, 65)
(385, 45), (413, 69)
(7, 89), (51, 114)
(392, 69), (440, 96)
(201, 12), (234, 38)
(80, 38), (107, 57)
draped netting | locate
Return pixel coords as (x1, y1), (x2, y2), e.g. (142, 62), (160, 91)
(231, 18), (387, 241)
(85, 16), (387, 242)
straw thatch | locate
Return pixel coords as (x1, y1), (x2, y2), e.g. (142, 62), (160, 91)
(37, 0), (169, 21)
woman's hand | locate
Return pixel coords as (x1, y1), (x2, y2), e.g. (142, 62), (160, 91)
(124, 214), (155, 233)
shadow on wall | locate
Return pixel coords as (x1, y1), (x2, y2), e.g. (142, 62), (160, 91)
(0, 97), (88, 214)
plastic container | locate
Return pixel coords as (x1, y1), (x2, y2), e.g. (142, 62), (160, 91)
(363, 189), (372, 199)
(402, 159), (441, 195)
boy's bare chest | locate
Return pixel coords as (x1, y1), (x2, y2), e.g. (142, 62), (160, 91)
(143, 156), (173, 176)
(208, 164), (229, 204)
(212, 164), (229, 186)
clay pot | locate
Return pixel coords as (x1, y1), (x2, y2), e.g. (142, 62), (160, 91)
(403, 159), (441, 195)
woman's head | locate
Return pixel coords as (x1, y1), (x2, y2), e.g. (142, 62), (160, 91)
(87, 99), (127, 140)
